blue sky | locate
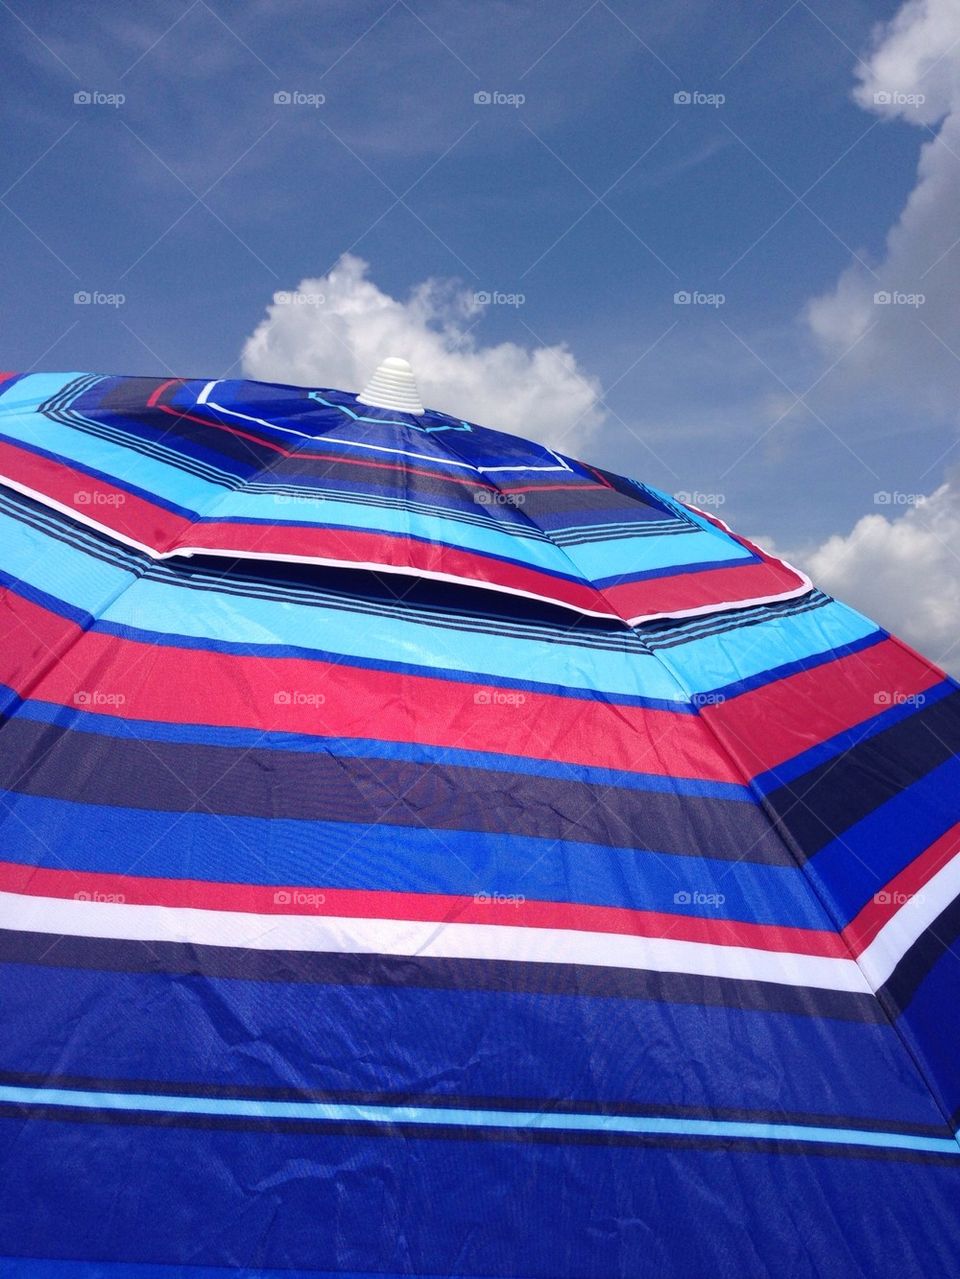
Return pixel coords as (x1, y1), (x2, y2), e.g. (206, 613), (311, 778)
(2, 0), (960, 665)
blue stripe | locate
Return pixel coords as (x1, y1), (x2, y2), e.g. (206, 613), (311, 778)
(0, 499), (875, 706)
(1, 1084), (955, 1154)
(0, 1261), (440, 1279)
(754, 678), (956, 793)
(810, 753), (960, 925)
(0, 423), (581, 578)
(0, 567), (691, 708)
(2, 689), (746, 798)
(5, 1117), (959, 1278)
(0, 964), (939, 1126)
(0, 790), (830, 927)
(0, 1264), (408, 1279)
(654, 602), (879, 696)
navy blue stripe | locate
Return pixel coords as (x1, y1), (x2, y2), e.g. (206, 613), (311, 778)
(764, 689), (960, 859)
(1, 687), (749, 799)
(0, 715), (786, 861)
(0, 929), (887, 1023)
(754, 679), (957, 794)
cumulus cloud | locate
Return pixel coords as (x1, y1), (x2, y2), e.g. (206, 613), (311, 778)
(241, 254), (604, 451)
(804, 477), (960, 675)
(805, 0), (960, 418)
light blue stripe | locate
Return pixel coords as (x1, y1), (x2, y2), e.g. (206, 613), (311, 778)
(0, 381), (760, 581)
(0, 409), (573, 573)
(1, 1085), (956, 1154)
(0, 507), (682, 699)
(659, 598), (877, 692)
(562, 526), (749, 579)
(0, 371), (82, 412)
(0, 412), (215, 510)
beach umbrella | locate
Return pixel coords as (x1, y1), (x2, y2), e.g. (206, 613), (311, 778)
(0, 358), (958, 1277)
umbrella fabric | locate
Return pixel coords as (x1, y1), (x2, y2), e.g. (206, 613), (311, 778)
(0, 370), (958, 1278)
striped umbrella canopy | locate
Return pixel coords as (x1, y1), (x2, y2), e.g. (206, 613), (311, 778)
(0, 363), (958, 1278)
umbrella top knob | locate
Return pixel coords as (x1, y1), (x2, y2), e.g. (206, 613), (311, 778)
(357, 356), (425, 416)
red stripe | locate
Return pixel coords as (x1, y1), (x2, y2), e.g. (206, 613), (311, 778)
(0, 434), (807, 621)
(173, 520), (610, 613)
(702, 639), (943, 777)
(146, 378), (182, 408)
(0, 860), (848, 956)
(0, 438), (611, 615)
(1, 589), (736, 780)
(154, 400), (502, 488)
(0, 439), (186, 551)
(842, 821), (960, 954)
(603, 556), (804, 619)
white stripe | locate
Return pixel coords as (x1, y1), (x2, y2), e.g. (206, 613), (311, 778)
(0, 892), (870, 995)
(859, 849), (960, 988)
(0, 475), (162, 557)
(197, 380), (218, 405)
(0, 475), (813, 626)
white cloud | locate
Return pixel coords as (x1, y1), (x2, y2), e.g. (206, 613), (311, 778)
(241, 254), (604, 451)
(804, 477), (960, 675)
(805, 0), (960, 419)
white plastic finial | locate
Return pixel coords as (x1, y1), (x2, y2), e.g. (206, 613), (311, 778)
(357, 356), (425, 416)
